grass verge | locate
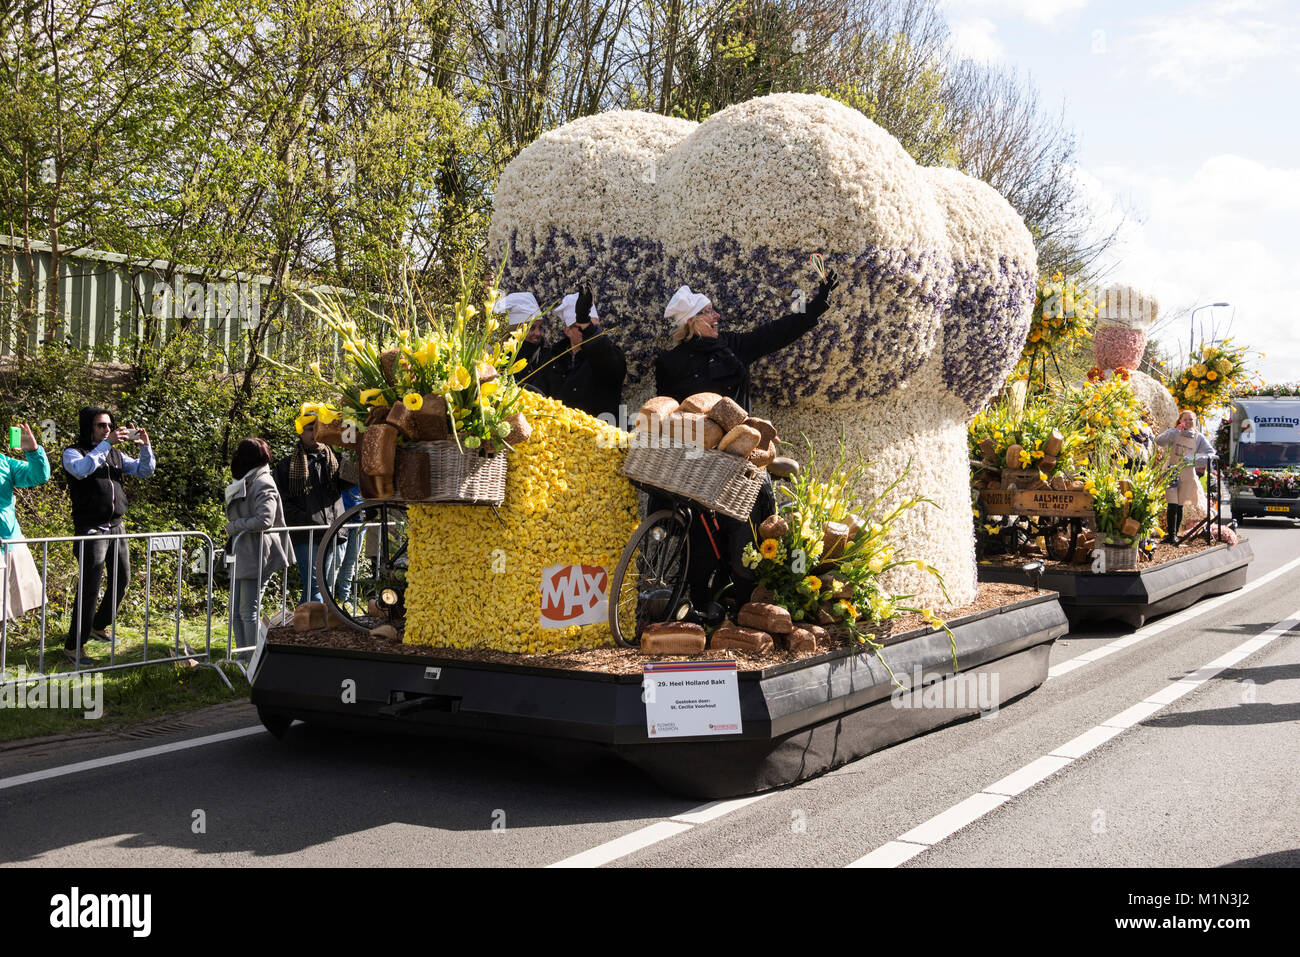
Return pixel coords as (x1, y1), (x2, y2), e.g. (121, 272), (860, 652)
(0, 618), (250, 742)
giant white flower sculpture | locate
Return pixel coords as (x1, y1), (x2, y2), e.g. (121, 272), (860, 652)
(489, 94), (1037, 604)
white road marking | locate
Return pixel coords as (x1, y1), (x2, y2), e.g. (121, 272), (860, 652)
(670, 794), (768, 824)
(542, 556), (1300, 869)
(0, 726), (265, 792)
(844, 609), (1300, 868)
(846, 840), (928, 869)
(547, 821), (694, 868)
(1046, 551), (1300, 680)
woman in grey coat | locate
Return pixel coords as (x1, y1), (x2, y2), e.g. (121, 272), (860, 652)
(225, 437), (293, 655)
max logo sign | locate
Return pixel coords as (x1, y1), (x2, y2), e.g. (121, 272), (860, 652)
(540, 564), (608, 627)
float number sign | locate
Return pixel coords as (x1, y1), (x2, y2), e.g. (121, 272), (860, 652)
(540, 564), (609, 628)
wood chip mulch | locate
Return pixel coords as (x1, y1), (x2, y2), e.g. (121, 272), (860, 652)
(267, 580), (1048, 676)
(979, 536), (1221, 572)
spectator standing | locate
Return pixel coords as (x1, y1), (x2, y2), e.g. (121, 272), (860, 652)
(224, 438), (293, 658)
(0, 424), (51, 622)
(61, 407), (156, 667)
(274, 420), (352, 605)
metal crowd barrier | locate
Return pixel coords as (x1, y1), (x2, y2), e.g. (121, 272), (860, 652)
(0, 529), (226, 690)
(226, 518), (396, 675)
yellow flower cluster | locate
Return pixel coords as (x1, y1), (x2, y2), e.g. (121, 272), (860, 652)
(1014, 271), (1097, 382)
(403, 392), (640, 654)
(1167, 340), (1254, 417)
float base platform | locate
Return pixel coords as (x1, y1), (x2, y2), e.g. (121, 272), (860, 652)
(249, 593), (1066, 799)
(977, 541), (1253, 630)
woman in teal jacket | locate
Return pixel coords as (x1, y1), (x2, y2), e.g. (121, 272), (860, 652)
(0, 424), (51, 620)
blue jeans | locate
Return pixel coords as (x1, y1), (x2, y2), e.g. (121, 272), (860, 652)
(293, 538), (343, 606)
(335, 526), (363, 601)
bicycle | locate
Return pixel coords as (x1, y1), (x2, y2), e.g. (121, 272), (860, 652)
(607, 459), (798, 648)
(314, 499), (410, 632)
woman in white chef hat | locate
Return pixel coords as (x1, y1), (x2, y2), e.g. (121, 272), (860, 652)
(649, 272), (838, 613)
(653, 272), (836, 410)
(492, 291), (545, 371)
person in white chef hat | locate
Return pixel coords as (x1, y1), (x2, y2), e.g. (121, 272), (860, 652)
(536, 282), (626, 421)
(650, 270), (838, 616)
(492, 291), (546, 371)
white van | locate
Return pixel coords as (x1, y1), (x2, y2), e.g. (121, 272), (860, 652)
(1227, 396), (1300, 518)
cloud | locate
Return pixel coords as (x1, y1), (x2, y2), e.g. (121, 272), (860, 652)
(1082, 155), (1300, 383)
(948, 17), (1005, 61)
(1126, 0), (1296, 95)
(942, 0), (1090, 28)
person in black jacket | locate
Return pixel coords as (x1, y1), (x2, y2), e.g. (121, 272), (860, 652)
(538, 283), (627, 422)
(61, 407), (156, 666)
(653, 271), (838, 408)
(273, 421), (355, 605)
(492, 291), (547, 379)
(652, 271), (839, 612)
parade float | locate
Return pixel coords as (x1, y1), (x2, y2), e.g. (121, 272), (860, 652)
(250, 93), (1069, 797)
(972, 284), (1253, 628)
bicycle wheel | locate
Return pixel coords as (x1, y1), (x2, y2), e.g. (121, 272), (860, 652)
(609, 508), (691, 648)
(316, 501), (409, 633)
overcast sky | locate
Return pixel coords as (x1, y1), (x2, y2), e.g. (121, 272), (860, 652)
(940, 0), (1300, 386)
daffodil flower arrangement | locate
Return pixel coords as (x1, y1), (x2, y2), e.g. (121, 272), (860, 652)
(1166, 340), (1255, 417)
(1060, 377), (1149, 466)
(1013, 270), (1098, 389)
(967, 399), (1079, 475)
(1079, 437), (1182, 545)
(283, 258), (535, 454)
(742, 436), (952, 656)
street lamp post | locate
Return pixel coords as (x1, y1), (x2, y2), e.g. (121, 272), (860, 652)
(1189, 302), (1231, 354)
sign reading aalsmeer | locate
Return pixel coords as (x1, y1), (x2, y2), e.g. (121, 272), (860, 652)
(981, 488), (1093, 517)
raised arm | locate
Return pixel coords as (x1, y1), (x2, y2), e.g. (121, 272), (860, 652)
(62, 442), (111, 479)
(731, 268), (839, 365)
(13, 448), (50, 488)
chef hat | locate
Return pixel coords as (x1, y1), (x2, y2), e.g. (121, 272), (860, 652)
(492, 292), (542, 327)
(557, 292), (598, 328)
(664, 285), (711, 328)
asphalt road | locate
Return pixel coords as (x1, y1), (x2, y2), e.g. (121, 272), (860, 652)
(2, 515), (1298, 868)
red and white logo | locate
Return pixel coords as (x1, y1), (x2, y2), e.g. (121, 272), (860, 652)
(540, 564), (609, 627)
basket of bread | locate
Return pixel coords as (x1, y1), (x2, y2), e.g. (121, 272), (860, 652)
(624, 392), (778, 521)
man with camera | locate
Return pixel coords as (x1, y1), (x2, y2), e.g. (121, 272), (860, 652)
(61, 407), (156, 666)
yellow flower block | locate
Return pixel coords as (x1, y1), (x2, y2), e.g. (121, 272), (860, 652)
(403, 392), (640, 654)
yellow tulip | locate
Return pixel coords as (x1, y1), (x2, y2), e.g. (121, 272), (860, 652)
(448, 365), (471, 391)
(359, 388), (389, 407)
(509, 358), (528, 374)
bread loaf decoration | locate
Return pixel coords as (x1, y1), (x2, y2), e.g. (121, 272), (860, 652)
(711, 622), (775, 654)
(361, 422), (399, 499)
(635, 396), (680, 437)
(639, 621), (707, 655)
(679, 391), (724, 415)
(718, 424), (761, 457)
(707, 396), (748, 432)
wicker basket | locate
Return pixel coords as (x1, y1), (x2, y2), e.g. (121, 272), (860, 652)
(1101, 543), (1139, 571)
(623, 443), (763, 521)
(396, 441), (507, 505)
